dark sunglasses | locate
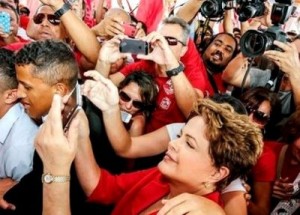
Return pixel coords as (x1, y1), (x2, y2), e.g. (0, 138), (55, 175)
(246, 106), (270, 125)
(164, 36), (186, 46)
(33, 13), (61, 26)
(119, 91), (144, 110)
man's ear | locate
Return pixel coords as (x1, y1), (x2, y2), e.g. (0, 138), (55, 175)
(54, 83), (69, 96)
(4, 89), (18, 105)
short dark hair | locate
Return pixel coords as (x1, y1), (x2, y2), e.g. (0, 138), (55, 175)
(211, 94), (247, 115)
(203, 32), (239, 58)
(0, 48), (17, 91)
(15, 40), (78, 89)
(118, 71), (158, 120)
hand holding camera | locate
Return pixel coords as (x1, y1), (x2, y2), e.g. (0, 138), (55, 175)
(98, 35), (128, 64)
(133, 32), (180, 69)
(264, 41), (300, 75)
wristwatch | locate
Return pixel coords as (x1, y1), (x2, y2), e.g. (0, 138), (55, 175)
(42, 173), (70, 184)
(166, 63), (185, 78)
(54, 2), (71, 19)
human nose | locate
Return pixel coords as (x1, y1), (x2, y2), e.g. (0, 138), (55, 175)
(17, 85), (26, 99)
(125, 100), (133, 110)
(41, 15), (49, 26)
(168, 138), (180, 152)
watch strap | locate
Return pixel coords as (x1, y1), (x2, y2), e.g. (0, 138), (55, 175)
(54, 2), (71, 19)
(42, 173), (70, 184)
(166, 63), (185, 78)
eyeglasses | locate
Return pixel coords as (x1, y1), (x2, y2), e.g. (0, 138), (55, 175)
(119, 91), (144, 109)
(33, 13), (61, 26)
(164, 36), (186, 46)
(246, 106), (270, 125)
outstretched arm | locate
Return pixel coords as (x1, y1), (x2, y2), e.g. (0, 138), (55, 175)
(264, 40), (300, 109)
(82, 71), (170, 158)
(35, 94), (80, 215)
(39, 0), (101, 65)
(175, 0), (204, 23)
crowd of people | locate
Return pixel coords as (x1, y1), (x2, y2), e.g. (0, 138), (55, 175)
(0, 0), (300, 214)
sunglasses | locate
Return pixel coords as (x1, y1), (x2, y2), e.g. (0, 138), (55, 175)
(119, 91), (144, 110)
(246, 106), (270, 125)
(33, 13), (61, 26)
(164, 36), (186, 46)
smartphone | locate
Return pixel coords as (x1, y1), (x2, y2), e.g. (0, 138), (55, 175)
(119, 38), (149, 55)
(121, 110), (132, 123)
(123, 23), (136, 38)
(62, 83), (82, 132)
(0, 11), (10, 34)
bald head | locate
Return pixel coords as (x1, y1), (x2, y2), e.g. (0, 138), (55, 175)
(105, 8), (131, 23)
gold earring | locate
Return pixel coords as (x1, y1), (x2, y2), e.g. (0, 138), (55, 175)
(203, 182), (211, 189)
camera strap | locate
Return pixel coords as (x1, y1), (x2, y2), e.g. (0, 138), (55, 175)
(240, 58), (254, 94)
(265, 65), (283, 93)
(207, 71), (220, 94)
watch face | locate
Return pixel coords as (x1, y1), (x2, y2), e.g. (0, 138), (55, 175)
(43, 173), (53, 183)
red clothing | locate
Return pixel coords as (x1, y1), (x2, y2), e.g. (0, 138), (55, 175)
(212, 72), (227, 93)
(88, 168), (222, 215)
(20, 15), (30, 29)
(4, 41), (30, 51)
(105, 0), (164, 33)
(120, 39), (211, 132)
(135, 0), (164, 33)
(252, 141), (300, 183)
(252, 141), (280, 182)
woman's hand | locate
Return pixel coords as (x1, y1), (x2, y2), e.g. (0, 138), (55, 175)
(82, 70), (119, 113)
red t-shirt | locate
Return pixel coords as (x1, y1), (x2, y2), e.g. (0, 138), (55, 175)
(252, 141), (281, 182)
(120, 39), (211, 132)
(88, 168), (223, 214)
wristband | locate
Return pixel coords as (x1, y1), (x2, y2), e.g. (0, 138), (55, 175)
(42, 173), (70, 184)
(225, 0), (236, 10)
(166, 63), (185, 78)
(54, 2), (71, 19)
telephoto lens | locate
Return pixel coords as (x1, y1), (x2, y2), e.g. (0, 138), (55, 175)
(237, 0), (265, 22)
(200, 0), (225, 18)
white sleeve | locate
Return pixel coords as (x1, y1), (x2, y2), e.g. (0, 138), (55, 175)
(222, 178), (246, 194)
(166, 123), (185, 141)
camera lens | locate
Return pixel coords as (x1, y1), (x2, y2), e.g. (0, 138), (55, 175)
(239, 6), (257, 22)
(200, 0), (223, 18)
(240, 30), (268, 58)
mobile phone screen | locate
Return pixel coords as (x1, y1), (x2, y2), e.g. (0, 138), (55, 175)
(0, 11), (10, 34)
(62, 83), (82, 132)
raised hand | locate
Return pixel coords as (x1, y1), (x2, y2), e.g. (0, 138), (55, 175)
(93, 16), (124, 38)
(35, 94), (79, 174)
(137, 32), (179, 73)
(264, 40), (300, 75)
(82, 70), (119, 112)
(98, 35), (128, 63)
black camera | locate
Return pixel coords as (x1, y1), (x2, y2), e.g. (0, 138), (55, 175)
(200, 0), (226, 19)
(236, 0), (265, 22)
(240, 0), (295, 58)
